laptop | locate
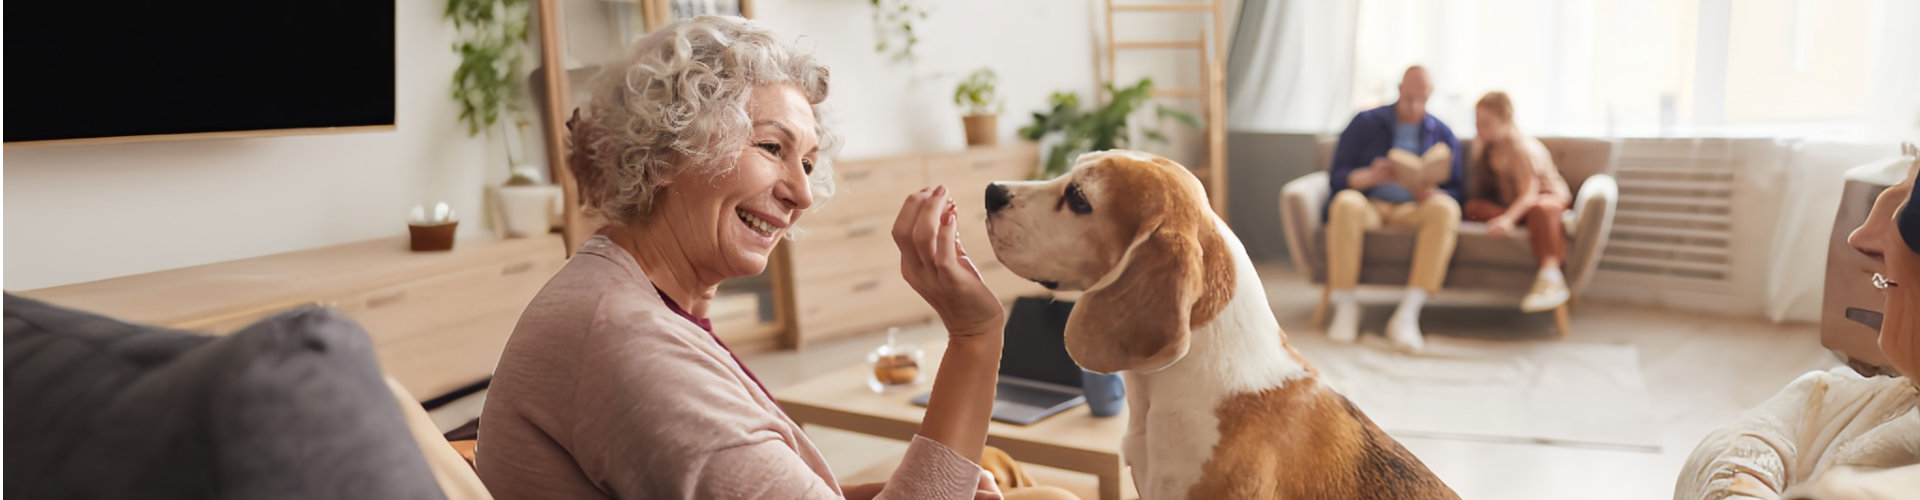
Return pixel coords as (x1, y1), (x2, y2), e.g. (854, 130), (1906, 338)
(912, 297), (1086, 425)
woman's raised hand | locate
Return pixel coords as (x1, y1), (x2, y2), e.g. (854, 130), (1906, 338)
(892, 185), (1006, 338)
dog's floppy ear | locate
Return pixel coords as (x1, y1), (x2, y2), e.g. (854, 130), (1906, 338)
(1065, 224), (1201, 374)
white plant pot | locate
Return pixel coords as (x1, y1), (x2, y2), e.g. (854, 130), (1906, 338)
(491, 184), (563, 238)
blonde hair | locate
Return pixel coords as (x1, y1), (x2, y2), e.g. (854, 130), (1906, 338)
(1476, 91), (1515, 122)
(568, 15), (838, 225)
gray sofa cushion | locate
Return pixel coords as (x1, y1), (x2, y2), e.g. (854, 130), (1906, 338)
(4, 294), (446, 500)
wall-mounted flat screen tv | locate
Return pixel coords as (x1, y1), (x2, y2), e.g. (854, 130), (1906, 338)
(5, 1), (397, 145)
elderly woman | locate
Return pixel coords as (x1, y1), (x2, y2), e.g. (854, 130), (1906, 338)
(475, 16), (1073, 500)
(1675, 146), (1920, 499)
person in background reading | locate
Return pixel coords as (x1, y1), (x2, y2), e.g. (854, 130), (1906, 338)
(1676, 147), (1920, 499)
(1323, 65), (1467, 352)
(1465, 91), (1575, 312)
(475, 16), (1076, 500)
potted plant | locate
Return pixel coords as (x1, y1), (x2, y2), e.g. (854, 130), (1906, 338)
(1017, 77), (1202, 178)
(447, 0), (556, 238)
(953, 67), (1001, 147)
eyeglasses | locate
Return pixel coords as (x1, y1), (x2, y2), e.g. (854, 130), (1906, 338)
(1873, 273), (1898, 290)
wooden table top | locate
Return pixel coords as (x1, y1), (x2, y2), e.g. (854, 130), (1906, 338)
(772, 341), (1128, 457)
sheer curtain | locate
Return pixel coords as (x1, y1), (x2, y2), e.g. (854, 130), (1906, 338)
(1233, 0), (1917, 138)
(1225, 0), (1359, 132)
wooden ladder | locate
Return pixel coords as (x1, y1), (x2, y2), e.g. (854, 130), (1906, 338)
(1103, 0), (1229, 218)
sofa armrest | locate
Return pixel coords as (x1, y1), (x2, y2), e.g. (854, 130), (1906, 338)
(1280, 171), (1331, 276)
(1563, 173), (1617, 295)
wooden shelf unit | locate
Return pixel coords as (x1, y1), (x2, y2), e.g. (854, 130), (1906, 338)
(16, 234), (568, 401)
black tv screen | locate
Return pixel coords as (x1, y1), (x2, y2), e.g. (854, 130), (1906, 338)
(5, 1), (396, 143)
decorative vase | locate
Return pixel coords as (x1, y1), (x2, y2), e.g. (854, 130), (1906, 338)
(491, 184), (562, 238)
(962, 114), (997, 147)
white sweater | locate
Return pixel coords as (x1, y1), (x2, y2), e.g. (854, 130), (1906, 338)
(1676, 370), (1920, 499)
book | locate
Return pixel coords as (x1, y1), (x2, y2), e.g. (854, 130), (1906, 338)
(1387, 143), (1453, 187)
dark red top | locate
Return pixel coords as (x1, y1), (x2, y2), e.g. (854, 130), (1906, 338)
(654, 287), (773, 403)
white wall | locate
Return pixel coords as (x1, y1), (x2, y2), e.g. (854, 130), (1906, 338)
(4, 0), (1112, 290)
(751, 0), (1102, 159)
(4, 0), (499, 290)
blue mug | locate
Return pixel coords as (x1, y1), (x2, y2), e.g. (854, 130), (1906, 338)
(1081, 370), (1126, 417)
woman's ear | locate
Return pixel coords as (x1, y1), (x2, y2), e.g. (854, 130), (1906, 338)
(1064, 225), (1201, 374)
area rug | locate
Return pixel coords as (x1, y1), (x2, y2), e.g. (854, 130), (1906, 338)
(1309, 336), (1661, 452)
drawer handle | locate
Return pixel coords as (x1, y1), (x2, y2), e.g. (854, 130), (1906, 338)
(847, 225), (879, 238)
(971, 160), (997, 170)
(366, 290), (408, 309)
(843, 170), (874, 181)
(851, 279), (881, 292)
(501, 261), (533, 275)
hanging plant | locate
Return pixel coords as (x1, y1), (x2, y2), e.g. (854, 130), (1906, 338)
(446, 0), (530, 138)
(869, 0), (927, 64)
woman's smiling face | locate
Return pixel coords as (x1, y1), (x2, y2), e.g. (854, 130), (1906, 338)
(653, 83), (819, 281)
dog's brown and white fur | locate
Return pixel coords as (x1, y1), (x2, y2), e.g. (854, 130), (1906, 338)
(984, 151), (1459, 499)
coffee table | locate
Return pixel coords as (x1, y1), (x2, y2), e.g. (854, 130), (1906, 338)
(774, 342), (1131, 500)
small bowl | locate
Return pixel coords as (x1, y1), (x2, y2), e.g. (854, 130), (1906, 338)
(408, 222), (458, 252)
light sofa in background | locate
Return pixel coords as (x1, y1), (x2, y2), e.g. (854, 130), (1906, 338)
(1279, 137), (1620, 337)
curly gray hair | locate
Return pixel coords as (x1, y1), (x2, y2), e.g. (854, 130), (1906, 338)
(569, 15), (838, 225)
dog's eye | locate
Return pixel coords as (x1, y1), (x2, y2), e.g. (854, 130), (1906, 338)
(1061, 183), (1093, 215)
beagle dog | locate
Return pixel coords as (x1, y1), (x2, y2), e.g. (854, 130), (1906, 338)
(983, 151), (1459, 499)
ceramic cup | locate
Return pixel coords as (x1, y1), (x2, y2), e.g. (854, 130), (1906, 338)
(1081, 370), (1125, 417)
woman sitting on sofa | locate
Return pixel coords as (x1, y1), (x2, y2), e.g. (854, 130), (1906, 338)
(1675, 146), (1919, 499)
(474, 15), (1074, 500)
(1466, 91), (1575, 312)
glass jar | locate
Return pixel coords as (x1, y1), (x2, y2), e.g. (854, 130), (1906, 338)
(866, 327), (924, 393)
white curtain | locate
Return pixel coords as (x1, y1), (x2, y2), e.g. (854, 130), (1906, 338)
(1225, 0), (1360, 132)
(1761, 140), (1907, 323)
(1232, 0), (1917, 139)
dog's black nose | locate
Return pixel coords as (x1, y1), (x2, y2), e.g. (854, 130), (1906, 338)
(985, 183), (1011, 214)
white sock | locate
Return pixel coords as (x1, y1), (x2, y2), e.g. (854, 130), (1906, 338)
(1387, 288), (1427, 352)
(1539, 266), (1564, 284)
(1393, 288), (1427, 323)
(1328, 290), (1360, 343)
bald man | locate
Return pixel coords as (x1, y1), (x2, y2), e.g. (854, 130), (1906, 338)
(1322, 66), (1465, 352)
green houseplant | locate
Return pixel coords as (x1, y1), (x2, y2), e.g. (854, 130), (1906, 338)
(446, 0), (531, 178)
(448, 0), (556, 237)
(954, 67), (1001, 146)
(1018, 78), (1202, 179)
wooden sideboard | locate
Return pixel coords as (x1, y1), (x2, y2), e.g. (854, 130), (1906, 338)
(14, 145), (1055, 394)
(780, 144), (1052, 348)
(15, 234), (568, 401)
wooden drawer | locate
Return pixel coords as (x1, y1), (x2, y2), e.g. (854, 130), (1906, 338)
(328, 252), (566, 397)
(789, 213), (898, 281)
(928, 146), (1040, 212)
(376, 307), (525, 401)
(956, 207), (1000, 265)
(169, 297), (328, 334)
(793, 267), (934, 346)
(811, 156), (925, 223)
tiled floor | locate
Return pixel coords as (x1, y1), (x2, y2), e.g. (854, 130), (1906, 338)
(742, 263), (1842, 500)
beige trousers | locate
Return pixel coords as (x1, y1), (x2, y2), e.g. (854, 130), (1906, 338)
(1326, 189), (1461, 293)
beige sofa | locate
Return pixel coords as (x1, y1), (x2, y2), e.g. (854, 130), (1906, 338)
(1278, 137), (1620, 337)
